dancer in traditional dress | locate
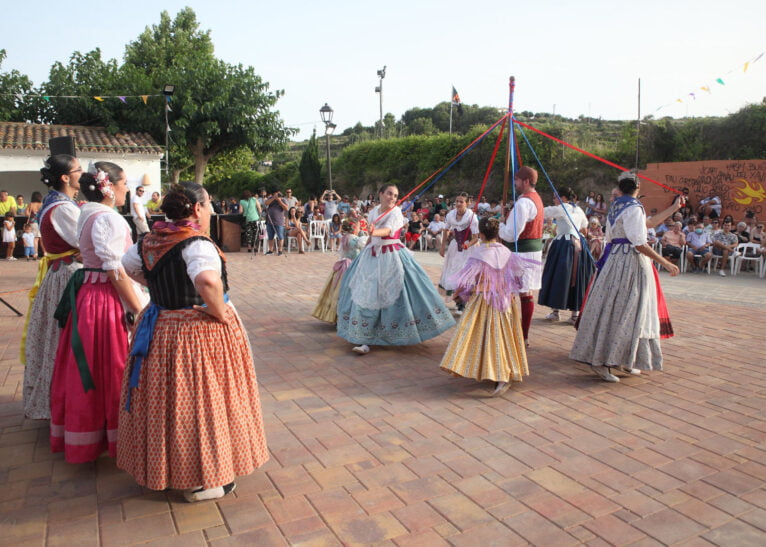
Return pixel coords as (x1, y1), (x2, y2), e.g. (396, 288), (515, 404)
(22, 155), (83, 419)
(337, 184), (455, 354)
(439, 217), (530, 395)
(539, 187), (593, 324)
(570, 173), (679, 382)
(50, 163), (145, 462)
(499, 166), (543, 346)
(118, 183), (268, 502)
(312, 219), (368, 323)
(439, 192), (479, 315)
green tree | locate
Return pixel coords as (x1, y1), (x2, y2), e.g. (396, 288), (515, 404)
(122, 8), (294, 183)
(0, 49), (36, 122)
(299, 129), (322, 196)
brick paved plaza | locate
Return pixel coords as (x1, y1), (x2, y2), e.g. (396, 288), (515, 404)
(1, 251), (765, 545)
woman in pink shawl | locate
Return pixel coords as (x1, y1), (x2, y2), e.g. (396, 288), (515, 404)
(439, 217), (532, 396)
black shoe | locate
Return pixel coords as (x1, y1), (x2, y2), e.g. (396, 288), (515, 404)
(278, 251), (283, 256)
(265, 251), (273, 255)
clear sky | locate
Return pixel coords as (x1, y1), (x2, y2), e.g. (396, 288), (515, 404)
(2, 0), (765, 141)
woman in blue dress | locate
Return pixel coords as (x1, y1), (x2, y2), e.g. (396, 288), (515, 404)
(336, 184), (455, 354)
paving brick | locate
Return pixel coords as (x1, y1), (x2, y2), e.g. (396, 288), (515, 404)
(632, 508), (707, 544)
(503, 510), (579, 545)
(99, 512), (177, 547)
(329, 511), (408, 544)
(47, 514), (99, 546)
(583, 514), (647, 545)
(217, 494), (274, 534)
(702, 520), (766, 546)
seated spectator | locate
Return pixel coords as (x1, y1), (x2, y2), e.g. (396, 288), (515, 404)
(586, 217), (604, 260)
(722, 214), (735, 226)
(683, 215), (699, 234)
(660, 221), (685, 265)
(735, 222), (750, 244)
(488, 200), (502, 218)
(584, 191), (596, 216)
(685, 223), (713, 272)
(655, 217), (674, 237)
(697, 189), (722, 218)
(405, 212), (424, 250)
(750, 222), (764, 245)
(647, 225), (657, 246)
(476, 196), (491, 215)
(425, 213), (446, 250)
(712, 220), (738, 276)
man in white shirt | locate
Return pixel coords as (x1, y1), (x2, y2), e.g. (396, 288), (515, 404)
(477, 196), (491, 215)
(499, 166), (543, 346)
(131, 186), (150, 236)
(425, 213), (447, 250)
(321, 189), (340, 220)
(697, 189), (722, 218)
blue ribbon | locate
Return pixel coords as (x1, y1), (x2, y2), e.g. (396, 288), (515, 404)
(124, 293), (229, 411)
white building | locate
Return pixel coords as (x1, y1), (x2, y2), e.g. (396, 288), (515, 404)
(0, 122), (163, 202)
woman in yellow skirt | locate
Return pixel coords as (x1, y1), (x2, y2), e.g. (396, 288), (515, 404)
(439, 216), (532, 396)
(312, 219), (367, 323)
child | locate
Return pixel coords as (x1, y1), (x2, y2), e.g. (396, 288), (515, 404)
(312, 219), (367, 323)
(3, 212), (16, 260)
(328, 213), (342, 251)
(21, 223), (37, 260)
(405, 211), (424, 250)
(439, 216), (530, 396)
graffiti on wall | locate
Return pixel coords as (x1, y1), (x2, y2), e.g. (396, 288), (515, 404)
(642, 160), (766, 217)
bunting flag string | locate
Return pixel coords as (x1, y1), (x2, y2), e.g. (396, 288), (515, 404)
(0, 92), (165, 104)
(652, 50), (764, 113)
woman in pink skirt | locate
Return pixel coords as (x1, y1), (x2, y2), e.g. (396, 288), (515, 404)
(50, 162), (145, 462)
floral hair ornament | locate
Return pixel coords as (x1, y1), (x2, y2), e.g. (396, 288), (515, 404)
(85, 161), (114, 200)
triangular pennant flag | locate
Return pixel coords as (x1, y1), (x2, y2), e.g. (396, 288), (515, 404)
(701, 86), (711, 94)
(43, 96), (50, 102)
(141, 95), (148, 104)
(118, 96), (127, 104)
(94, 96), (104, 102)
(688, 93), (696, 100)
(676, 98), (683, 103)
(743, 62), (750, 73)
(15, 93), (23, 101)
(716, 78), (725, 85)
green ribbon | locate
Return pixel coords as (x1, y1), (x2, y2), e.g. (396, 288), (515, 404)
(54, 268), (103, 393)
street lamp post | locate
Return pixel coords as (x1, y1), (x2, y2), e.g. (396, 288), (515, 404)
(319, 103), (337, 191)
(375, 66), (386, 139)
(162, 84), (175, 178)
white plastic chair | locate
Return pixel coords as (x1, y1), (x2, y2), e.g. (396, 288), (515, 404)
(733, 243), (763, 276)
(309, 220), (326, 252)
(257, 221), (268, 254)
(707, 248), (739, 275)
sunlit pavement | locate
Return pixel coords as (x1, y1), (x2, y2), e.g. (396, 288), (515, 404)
(1, 249), (765, 545)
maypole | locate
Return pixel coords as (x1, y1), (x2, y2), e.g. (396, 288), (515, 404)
(502, 76), (516, 205)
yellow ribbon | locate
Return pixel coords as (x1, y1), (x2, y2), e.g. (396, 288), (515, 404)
(20, 249), (78, 364)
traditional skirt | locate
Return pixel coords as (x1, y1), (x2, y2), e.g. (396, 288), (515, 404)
(538, 237), (595, 312)
(312, 258), (351, 323)
(117, 305), (268, 491)
(438, 240), (470, 292)
(337, 248), (455, 345)
(570, 244), (663, 370)
(439, 294), (528, 383)
(23, 259), (81, 419)
(50, 278), (128, 462)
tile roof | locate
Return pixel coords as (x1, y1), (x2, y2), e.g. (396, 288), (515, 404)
(0, 122), (164, 155)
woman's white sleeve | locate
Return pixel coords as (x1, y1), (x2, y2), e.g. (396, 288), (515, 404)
(121, 244), (143, 278)
(92, 214), (128, 271)
(182, 239), (222, 283)
(623, 207), (648, 246)
(50, 202), (81, 248)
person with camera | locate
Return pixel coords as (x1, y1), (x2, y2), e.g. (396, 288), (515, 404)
(265, 190), (288, 256)
(321, 189), (340, 221)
